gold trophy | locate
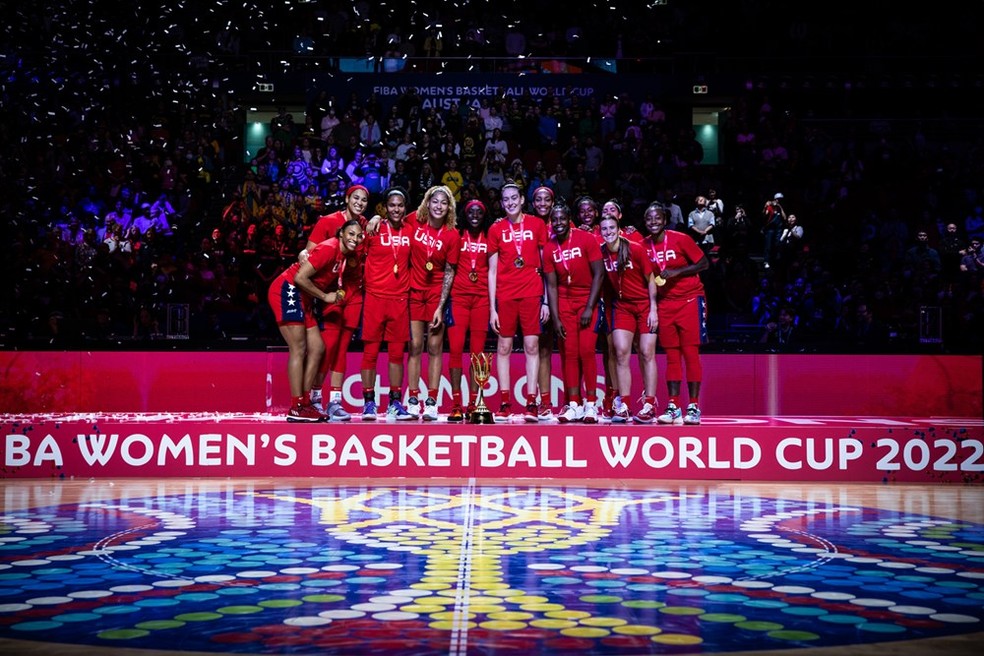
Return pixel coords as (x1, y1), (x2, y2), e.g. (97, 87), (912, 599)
(469, 352), (495, 424)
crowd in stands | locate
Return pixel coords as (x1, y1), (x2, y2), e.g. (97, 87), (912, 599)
(2, 2), (982, 354)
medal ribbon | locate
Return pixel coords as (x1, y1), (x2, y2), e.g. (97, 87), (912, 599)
(511, 217), (525, 262)
(648, 234), (669, 275)
(387, 222), (402, 272)
(464, 231), (479, 275)
(426, 224), (443, 263)
(557, 235), (572, 285)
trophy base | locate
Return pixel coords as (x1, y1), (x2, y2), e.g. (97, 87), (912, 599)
(469, 410), (495, 424)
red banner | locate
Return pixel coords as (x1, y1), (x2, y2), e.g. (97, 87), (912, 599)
(1, 351), (981, 417)
(2, 415), (981, 483)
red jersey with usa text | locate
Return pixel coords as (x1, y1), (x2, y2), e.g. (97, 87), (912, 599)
(642, 229), (705, 301)
(409, 219), (461, 290)
(308, 211), (367, 292)
(543, 229), (601, 300)
(280, 238), (344, 293)
(602, 241), (653, 304)
(453, 229), (490, 298)
(487, 213), (548, 300)
(363, 219), (413, 298)
(310, 211), (357, 243)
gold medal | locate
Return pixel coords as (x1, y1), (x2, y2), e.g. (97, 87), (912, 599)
(653, 275), (667, 287)
(346, 256), (357, 267)
(336, 289), (346, 301)
(425, 261), (434, 271)
(393, 264), (399, 274)
(468, 270), (479, 283)
(514, 256), (525, 269)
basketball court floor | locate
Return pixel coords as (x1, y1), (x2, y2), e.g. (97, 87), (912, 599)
(1, 475), (981, 655)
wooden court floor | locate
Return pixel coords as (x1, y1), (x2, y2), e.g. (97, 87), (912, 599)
(1, 478), (981, 655)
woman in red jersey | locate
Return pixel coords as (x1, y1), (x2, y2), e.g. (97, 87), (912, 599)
(639, 202), (709, 425)
(305, 185), (369, 419)
(268, 219), (364, 422)
(597, 198), (644, 418)
(487, 183), (549, 422)
(446, 199), (491, 422)
(543, 202), (605, 424)
(575, 195), (600, 234)
(529, 185), (557, 420)
(598, 214), (659, 423)
(358, 188), (415, 421)
(406, 185), (460, 421)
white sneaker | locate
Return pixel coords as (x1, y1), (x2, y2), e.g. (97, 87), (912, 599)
(557, 401), (582, 423)
(683, 403), (702, 425)
(633, 402), (656, 424)
(407, 397), (422, 419)
(324, 400), (351, 422)
(422, 397), (439, 421)
(310, 389), (323, 407)
(657, 402), (683, 425)
(582, 402), (598, 424)
(611, 396), (630, 423)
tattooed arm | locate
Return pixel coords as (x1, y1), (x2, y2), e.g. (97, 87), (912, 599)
(430, 262), (456, 329)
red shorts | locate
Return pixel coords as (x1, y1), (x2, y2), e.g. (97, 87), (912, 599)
(268, 277), (316, 328)
(409, 287), (442, 323)
(497, 296), (541, 339)
(317, 290), (363, 331)
(657, 296), (707, 348)
(557, 296), (599, 335)
(362, 292), (410, 342)
(610, 298), (654, 335)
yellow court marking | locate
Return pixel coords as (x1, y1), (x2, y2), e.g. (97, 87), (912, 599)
(561, 627), (611, 638)
(580, 617), (628, 627)
(652, 634), (703, 645)
(479, 620), (529, 631)
(613, 625), (663, 636)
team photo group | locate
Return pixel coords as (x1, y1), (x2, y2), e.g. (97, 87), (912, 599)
(270, 182), (709, 427)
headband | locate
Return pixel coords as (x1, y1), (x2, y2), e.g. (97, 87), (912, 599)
(464, 199), (487, 214)
(346, 184), (369, 198)
(532, 186), (554, 199)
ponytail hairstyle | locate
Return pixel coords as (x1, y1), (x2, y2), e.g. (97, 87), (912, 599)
(616, 233), (631, 273)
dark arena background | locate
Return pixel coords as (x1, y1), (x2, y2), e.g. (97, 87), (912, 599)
(1, 1), (982, 655)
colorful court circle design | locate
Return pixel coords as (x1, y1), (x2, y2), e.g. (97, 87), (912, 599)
(0, 483), (982, 654)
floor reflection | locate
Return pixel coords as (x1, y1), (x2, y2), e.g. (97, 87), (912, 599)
(0, 479), (982, 655)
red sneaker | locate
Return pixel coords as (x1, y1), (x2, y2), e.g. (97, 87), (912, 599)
(495, 402), (512, 423)
(524, 401), (540, 422)
(602, 393), (615, 420)
(448, 404), (465, 422)
(287, 404), (325, 423)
